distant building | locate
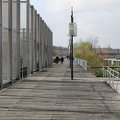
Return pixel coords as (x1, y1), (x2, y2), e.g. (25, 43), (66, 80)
(96, 47), (120, 58)
(53, 46), (69, 56)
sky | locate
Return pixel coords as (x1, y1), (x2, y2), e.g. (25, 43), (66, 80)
(30, 0), (120, 49)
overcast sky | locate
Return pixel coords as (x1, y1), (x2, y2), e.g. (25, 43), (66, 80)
(30, 0), (120, 48)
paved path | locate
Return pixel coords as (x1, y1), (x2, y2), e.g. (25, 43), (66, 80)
(0, 59), (120, 120)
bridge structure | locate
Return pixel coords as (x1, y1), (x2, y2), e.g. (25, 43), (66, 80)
(0, 0), (53, 89)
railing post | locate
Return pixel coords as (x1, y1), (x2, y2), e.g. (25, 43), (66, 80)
(103, 66), (104, 78)
(116, 72), (119, 91)
(105, 66), (106, 78)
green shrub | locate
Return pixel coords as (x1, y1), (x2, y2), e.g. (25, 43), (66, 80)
(94, 70), (103, 77)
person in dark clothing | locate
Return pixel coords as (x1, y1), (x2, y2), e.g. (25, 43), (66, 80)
(56, 56), (59, 64)
(61, 57), (64, 64)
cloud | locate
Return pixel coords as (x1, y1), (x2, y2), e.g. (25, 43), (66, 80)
(46, 0), (120, 13)
(30, 0), (120, 48)
(76, 6), (120, 45)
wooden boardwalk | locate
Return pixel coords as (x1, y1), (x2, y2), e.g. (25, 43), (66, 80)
(0, 59), (120, 120)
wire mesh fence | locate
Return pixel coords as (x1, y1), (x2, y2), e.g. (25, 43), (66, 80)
(0, 0), (53, 88)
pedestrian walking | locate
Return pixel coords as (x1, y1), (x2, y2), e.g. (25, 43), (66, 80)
(61, 57), (64, 64)
(56, 56), (59, 64)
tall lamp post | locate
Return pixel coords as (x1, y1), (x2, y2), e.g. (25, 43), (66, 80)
(67, 7), (77, 80)
(71, 7), (73, 79)
(69, 39), (71, 68)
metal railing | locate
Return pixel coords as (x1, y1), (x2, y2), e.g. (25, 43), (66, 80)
(75, 58), (87, 71)
(103, 66), (120, 93)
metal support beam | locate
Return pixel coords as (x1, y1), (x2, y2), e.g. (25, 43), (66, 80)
(43, 23), (45, 67)
(41, 20), (44, 68)
(36, 14), (39, 70)
(38, 15), (41, 71)
(47, 28), (50, 66)
(34, 10), (37, 71)
(45, 24), (47, 67)
(51, 31), (52, 65)
(39, 17), (42, 69)
(0, 0), (3, 88)
(31, 6), (34, 73)
(47, 27), (48, 66)
(8, 0), (13, 83)
(26, 0), (30, 75)
(17, 0), (20, 79)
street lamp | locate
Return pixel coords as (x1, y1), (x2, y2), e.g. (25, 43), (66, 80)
(67, 7), (77, 80)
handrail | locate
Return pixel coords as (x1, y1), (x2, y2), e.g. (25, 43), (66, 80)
(75, 58), (87, 71)
(103, 66), (119, 93)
